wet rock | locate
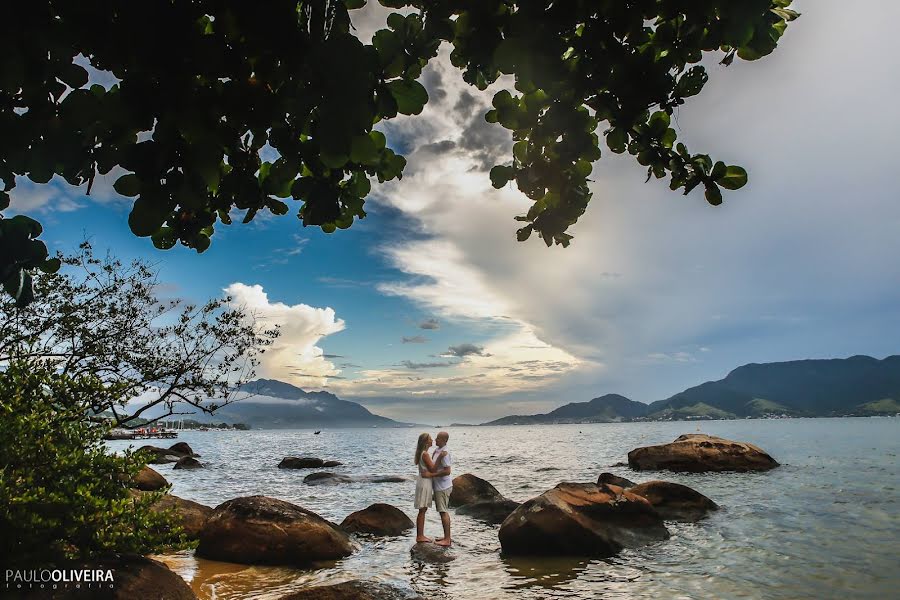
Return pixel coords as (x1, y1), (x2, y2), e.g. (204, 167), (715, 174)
(628, 434), (779, 472)
(456, 499), (521, 524)
(629, 481), (719, 522)
(196, 495), (353, 566)
(278, 456), (325, 469)
(173, 456), (203, 469)
(410, 542), (457, 563)
(304, 472), (353, 484)
(137, 445), (183, 464)
(448, 473), (504, 507)
(47, 555), (196, 599)
(340, 503), (414, 536)
(499, 482), (669, 557)
(277, 580), (423, 600)
(132, 466), (169, 491)
(169, 442), (196, 457)
(155, 494), (213, 538)
(597, 472), (636, 488)
(323, 460), (344, 467)
(303, 472), (406, 485)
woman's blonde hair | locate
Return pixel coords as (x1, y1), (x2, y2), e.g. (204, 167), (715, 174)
(414, 432), (431, 465)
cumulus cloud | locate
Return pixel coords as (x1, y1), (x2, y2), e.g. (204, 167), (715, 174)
(225, 283), (346, 388)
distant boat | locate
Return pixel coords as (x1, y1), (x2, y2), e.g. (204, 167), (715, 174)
(314, 430), (321, 435)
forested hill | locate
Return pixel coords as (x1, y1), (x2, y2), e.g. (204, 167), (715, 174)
(481, 355), (900, 424)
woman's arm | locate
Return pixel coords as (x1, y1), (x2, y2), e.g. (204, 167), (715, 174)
(421, 450), (441, 474)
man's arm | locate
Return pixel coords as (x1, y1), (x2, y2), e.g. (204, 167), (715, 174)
(433, 450), (451, 477)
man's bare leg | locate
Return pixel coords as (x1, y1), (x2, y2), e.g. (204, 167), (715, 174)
(435, 511), (451, 546)
(415, 508), (432, 542)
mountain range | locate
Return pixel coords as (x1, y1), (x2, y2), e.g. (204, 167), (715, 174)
(481, 355), (900, 425)
(206, 379), (413, 429)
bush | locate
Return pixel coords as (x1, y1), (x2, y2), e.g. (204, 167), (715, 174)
(0, 362), (188, 567)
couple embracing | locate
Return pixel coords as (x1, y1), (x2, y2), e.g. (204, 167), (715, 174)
(413, 431), (452, 546)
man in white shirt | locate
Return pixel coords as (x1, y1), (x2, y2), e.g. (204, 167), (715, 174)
(430, 431), (453, 547)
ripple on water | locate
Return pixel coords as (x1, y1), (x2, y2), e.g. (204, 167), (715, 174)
(105, 417), (900, 599)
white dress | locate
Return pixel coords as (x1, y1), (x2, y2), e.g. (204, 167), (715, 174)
(414, 452), (433, 509)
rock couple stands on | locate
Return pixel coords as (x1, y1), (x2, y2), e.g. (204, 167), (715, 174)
(628, 433), (779, 472)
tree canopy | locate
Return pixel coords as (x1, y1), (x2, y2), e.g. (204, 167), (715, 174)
(0, 0), (798, 305)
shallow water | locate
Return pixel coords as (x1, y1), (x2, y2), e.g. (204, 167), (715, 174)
(107, 418), (900, 599)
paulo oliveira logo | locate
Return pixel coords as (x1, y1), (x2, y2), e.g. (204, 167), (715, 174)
(4, 568), (115, 593)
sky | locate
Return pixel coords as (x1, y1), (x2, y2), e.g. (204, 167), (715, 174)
(8, 0), (900, 423)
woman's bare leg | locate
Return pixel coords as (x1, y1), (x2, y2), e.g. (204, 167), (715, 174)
(415, 508), (432, 542)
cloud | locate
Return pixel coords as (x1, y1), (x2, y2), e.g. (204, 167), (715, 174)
(400, 360), (456, 370)
(355, 1), (900, 419)
(418, 318), (440, 330)
(442, 343), (488, 358)
(224, 283), (346, 388)
(402, 335), (428, 344)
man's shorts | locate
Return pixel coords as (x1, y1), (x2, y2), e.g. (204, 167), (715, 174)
(434, 486), (452, 513)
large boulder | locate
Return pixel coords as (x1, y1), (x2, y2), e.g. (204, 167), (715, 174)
(173, 456), (203, 470)
(498, 482), (669, 557)
(43, 555), (196, 599)
(456, 499), (521, 524)
(132, 466), (169, 491)
(596, 472), (636, 488)
(627, 434), (779, 472)
(168, 442), (196, 457)
(448, 473), (504, 507)
(278, 457), (325, 469)
(340, 503), (414, 536)
(137, 446), (183, 464)
(153, 494), (214, 538)
(277, 580), (423, 600)
(196, 496), (353, 566)
(629, 481), (719, 522)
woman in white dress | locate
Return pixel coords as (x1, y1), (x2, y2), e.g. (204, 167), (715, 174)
(413, 432), (446, 543)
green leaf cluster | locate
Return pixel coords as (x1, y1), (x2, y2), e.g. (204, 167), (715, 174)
(0, 0), (798, 302)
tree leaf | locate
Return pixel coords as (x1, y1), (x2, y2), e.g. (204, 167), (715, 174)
(717, 165), (748, 190)
(387, 80), (428, 115)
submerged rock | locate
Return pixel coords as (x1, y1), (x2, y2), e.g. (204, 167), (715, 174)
(169, 442), (196, 457)
(196, 495), (353, 566)
(277, 580), (423, 600)
(628, 434), (779, 472)
(132, 466), (169, 491)
(323, 460), (344, 467)
(596, 472), (636, 489)
(410, 542), (457, 563)
(303, 472), (406, 485)
(278, 456), (325, 469)
(137, 445), (183, 464)
(449, 473), (505, 507)
(499, 482), (669, 557)
(629, 481), (719, 522)
(173, 456), (203, 469)
(340, 503), (414, 536)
